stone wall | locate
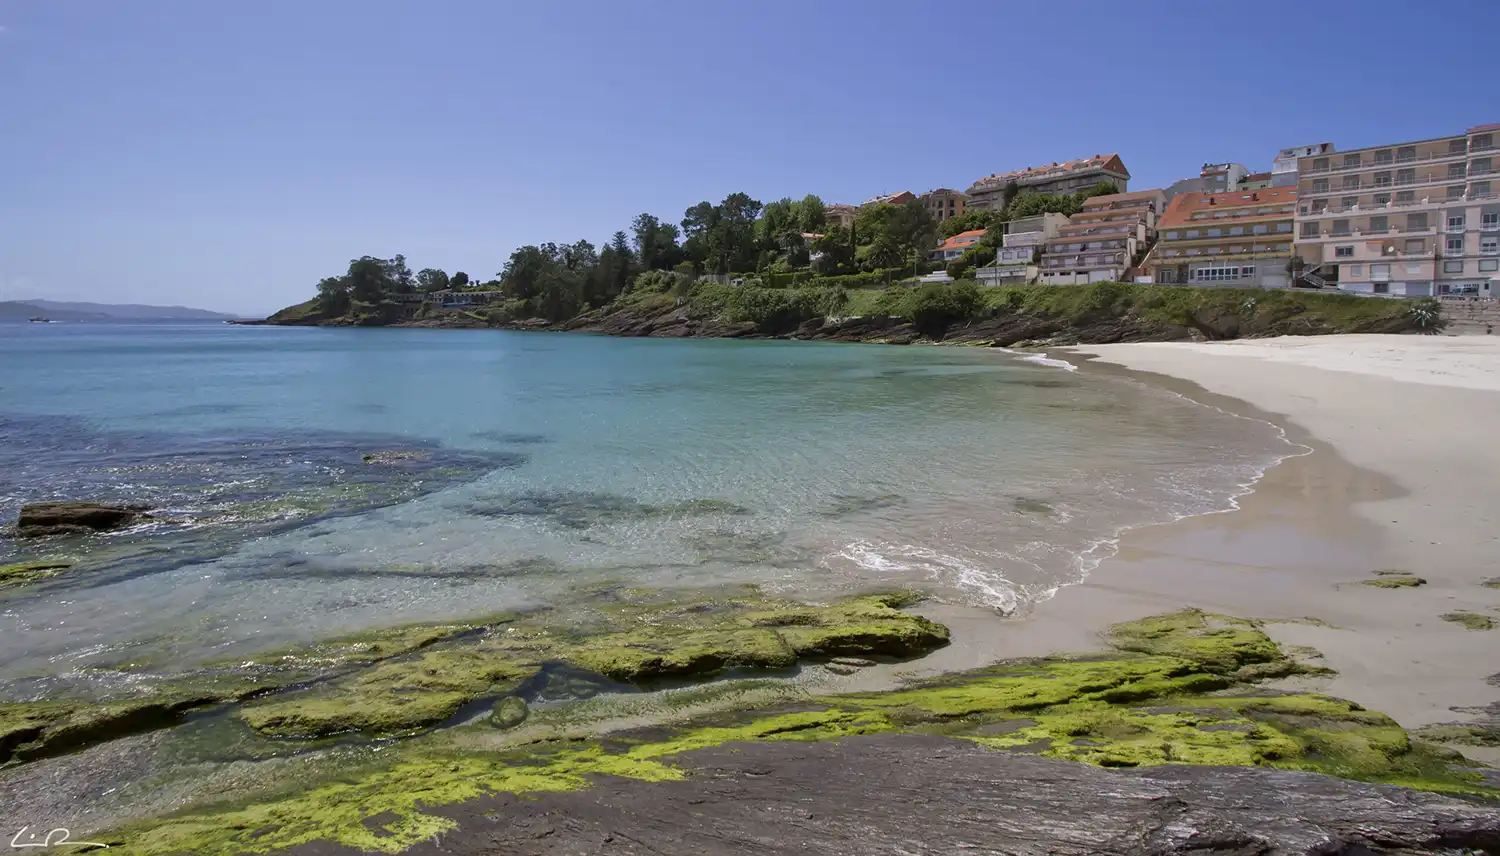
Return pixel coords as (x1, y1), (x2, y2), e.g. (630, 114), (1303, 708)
(1439, 296), (1500, 335)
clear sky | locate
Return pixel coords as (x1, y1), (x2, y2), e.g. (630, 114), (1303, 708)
(2, 0), (1497, 316)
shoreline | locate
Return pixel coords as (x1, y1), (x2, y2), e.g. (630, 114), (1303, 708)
(1012, 336), (1500, 745)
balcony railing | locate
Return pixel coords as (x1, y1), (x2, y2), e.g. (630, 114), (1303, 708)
(1302, 149), (1468, 175)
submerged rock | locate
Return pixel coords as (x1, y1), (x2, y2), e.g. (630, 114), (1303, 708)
(14, 502), (151, 537)
(361, 450), (428, 465)
(490, 696), (529, 730)
(0, 560), (74, 588)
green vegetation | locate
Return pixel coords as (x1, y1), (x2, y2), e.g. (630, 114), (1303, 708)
(1481, 577), (1500, 589)
(1440, 611), (1495, 631)
(0, 560), (73, 588)
(1361, 575), (1427, 588)
(107, 607), (1495, 856)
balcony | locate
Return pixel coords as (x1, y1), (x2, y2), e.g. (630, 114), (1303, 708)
(1303, 149), (1467, 175)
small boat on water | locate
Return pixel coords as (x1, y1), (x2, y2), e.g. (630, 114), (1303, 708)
(28, 317), (52, 323)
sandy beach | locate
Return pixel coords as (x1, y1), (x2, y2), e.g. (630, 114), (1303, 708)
(996, 334), (1500, 756)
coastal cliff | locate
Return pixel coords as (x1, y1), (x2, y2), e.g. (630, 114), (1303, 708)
(254, 282), (1441, 346)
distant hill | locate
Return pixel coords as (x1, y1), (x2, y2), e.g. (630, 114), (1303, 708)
(23, 300), (240, 320)
(0, 301), (109, 322)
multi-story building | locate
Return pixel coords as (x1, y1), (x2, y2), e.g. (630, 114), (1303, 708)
(1039, 189), (1164, 285)
(975, 213), (1069, 284)
(861, 190), (916, 208)
(920, 188), (968, 223)
(930, 229), (987, 262)
(966, 154), (1130, 211)
(1148, 187), (1297, 288)
(1164, 163), (1249, 203)
(1294, 124), (1500, 297)
(823, 204), (858, 229)
(1273, 143), (1334, 188)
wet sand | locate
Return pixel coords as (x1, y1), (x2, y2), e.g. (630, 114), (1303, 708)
(996, 336), (1500, 744)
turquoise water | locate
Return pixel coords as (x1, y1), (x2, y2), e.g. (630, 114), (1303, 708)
(0, 323), (1290, 693)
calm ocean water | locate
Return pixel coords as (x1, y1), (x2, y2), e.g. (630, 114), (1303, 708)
(0, 323), (1290, 692)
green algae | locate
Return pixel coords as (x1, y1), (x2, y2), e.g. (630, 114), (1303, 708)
(1361, 575), (1426, 588)
(1440, 611), (1496, 631)
(104, 606), (1498, 856)
(1413, 723), (1500, 747)
(0, 560), (74, 588)
(1482, 577), (1500, 589)
(1, 696), (221, 766)
(236, 591), (948, 739)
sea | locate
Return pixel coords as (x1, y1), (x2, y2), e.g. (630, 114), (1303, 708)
(0, 322), (1294, 694)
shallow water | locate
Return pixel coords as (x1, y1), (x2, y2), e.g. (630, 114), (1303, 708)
(0, 323), (1290, 692)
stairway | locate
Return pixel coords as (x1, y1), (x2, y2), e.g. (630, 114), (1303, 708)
(1124, 236), (1159, 281)
(1297, 263), (1330, 289)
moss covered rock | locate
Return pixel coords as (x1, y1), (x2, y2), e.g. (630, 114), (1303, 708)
(0, 560), (73, 588)
(1440, 611), (1495, 630)
(1360, 574), (1426, 588)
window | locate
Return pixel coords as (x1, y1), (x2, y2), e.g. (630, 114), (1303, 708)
(1448, 185), (1466, 199)
(1300, 223), (1320, 238)
(1397, 190), (1415, 203)
(1369, 215), (1388, 232)
(1449, 139), (1468, 154)
(1312, 157), (1329, 171)
(1475, 133), (1495, 150)
(1483, 213), (1499, 229)
(1372, 263), (1390, 276)
(1446, 236), (1465, 253)
(1349, 264), (1363, 276)
(1165, 231), (1179, 240)
(1341, 196), (1358, 209)
(1405, 238), (1425, 253)
(1331, 219), (1351, 236)
(1374, 149), (1394, 165)
(1374, 193), (1392, 206)
(1396, 168), (1416, 185)
(1374, 282), (1389, 294)
(1473, 181), (1493, 198)
(1341, 176), (1359, 191)
(1229, 226), (1244, 236)
(1312, 200), (1328, 213)
(1449, 213), (1466, 230)
(1343, 154), (1361, 169)
(1408, 213), (1429, 229)
(1373, 172), (1392, 187)
(1406, 263), (1421, 275)
(1312, 178), (1330, 193)
(1186, 229), (1200, 238)
(1481, 259), (1499, 272)
(1192, 265), (1248, 282)
(1335, 245), (1354, 258)
(1252, 224), (1268, 235)
(1483, 237), (1499, 254)
(1207, 228), (1223, 237)
(1473, 158), (1494, 175)
(1448, 163), (1467, 179)
(1397, 146), (1416, 163)
(1443, 260), (1464, 273)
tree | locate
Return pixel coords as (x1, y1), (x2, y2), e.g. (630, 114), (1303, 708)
(795, 194), (826, 233)
(682, 193), (763, 274)
(388, 254), (415, 294)
(811, 227), (854, 275)
(631, 213), (682, 272)
(500, 245), (550, 301)
(417, 268), (450, 293)
(938, 209), (999, 239)
(316, 275), (351, 315)
(346, 256), (394, 302)
(451, 271), (471, 289)
(1005, 191), (1082, 220)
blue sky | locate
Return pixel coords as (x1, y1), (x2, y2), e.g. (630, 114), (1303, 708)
(2, 0), (1497, 316)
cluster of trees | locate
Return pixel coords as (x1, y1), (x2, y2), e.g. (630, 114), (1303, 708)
(313, 254), (475, 317)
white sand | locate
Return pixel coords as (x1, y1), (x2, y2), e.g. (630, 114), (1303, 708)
(1044, 335), (1500, 738)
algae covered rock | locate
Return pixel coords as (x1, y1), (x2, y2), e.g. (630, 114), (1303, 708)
(1440, 611), (1495, 630)
(491, 696), (529, 729)
(1, 695), (221, 765)
(0, 560), (73, 587)
(1101, 609), (1292, 678)
(1360, 574), (1426, 588)
(14, 501), (152, 537)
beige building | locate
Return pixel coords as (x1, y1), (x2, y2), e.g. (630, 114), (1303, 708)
(1149, 187), (1297, 288)
(823, 204), (858, 229)
(1295, 124), (1500, 297)
(860, 190), (916, 208)
(920, 188), (968, 223)
(975, 212), (1070, 285)
(966, 154), (1130, 211)
(1040, 189), (1164, 285)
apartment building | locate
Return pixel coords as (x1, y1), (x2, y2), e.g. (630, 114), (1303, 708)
(824, 204), (858, 229)
(1039, 189), (1164, 285)
(1273, 143), (1334, 188)
(1294, 124), (1500, 297)
(930, 229), (987, 262)
(920, 188), (968, 223)
(1149, 188), (1297, 289)
(975, 213), (1069, 284)
(1165, 163), (1249, 203)
(1240, 172), (1273, 190)
(861, 191), (916, 208)
(966, 154), (1130, 211)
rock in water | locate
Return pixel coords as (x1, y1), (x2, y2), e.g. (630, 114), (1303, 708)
(15, 502), (152, 537)
(362, 450), (428, 465)
(490, 696), (529, 730)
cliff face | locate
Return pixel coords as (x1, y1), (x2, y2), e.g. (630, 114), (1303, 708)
(254, 285), (1434, 345)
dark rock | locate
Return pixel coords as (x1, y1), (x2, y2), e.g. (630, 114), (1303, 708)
(361, 450), (428, 465)
(283, 734), (1500, 856)
(15, 502), (152, 537)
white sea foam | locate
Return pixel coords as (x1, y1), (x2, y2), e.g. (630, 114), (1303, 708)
(999, 348), (1079, 372)
(832, 540), (1024, 614)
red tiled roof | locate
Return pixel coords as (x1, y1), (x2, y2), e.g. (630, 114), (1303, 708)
(1157, 188), (1297, 230)
(935, 230), (987, 251)
(1467, 123), (1500, 134)
(969, 154), (1129, 190)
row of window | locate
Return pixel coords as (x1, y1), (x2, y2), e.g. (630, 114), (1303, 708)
(1305, 211), (1500, 237)
(1445, 236), (1500, 253)
(1310, 136), (1492, 171)
(1192, 265), (1257, 281)
(1188, 205), (1295, 220)
(1342, 259), (1500, 277)
(1164, 223), (1293, 240)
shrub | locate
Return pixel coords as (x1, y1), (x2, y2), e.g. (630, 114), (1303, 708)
(689, 284), (848, 333)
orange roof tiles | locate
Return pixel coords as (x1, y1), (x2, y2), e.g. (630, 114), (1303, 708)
(1467, 123), (1500, 134)
(935, 230), (987, 251)
(1157, 188), (1297, 230)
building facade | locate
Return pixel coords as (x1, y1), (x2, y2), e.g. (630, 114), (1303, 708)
(1148, 188), (1297, 289)
(965, 154), (1130, 211)
(930, 229), (987, 262)
(861, 191), (916, 208)
(1039, 189), (1164, 285)
(920, 188), (968, 223)
(1164, 163), (1250, 203)
(1240, 172), (1273, 190)
(975, 213), (1069, 284)
(1294, 124), (1500, 297)
(1273, 143), (1334, 188)
(823, 204), (858, 229)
